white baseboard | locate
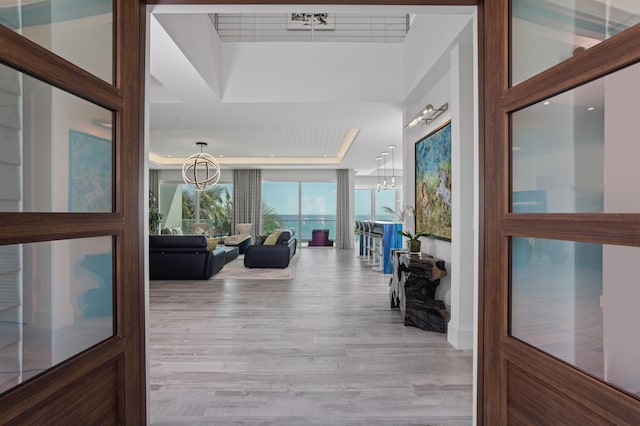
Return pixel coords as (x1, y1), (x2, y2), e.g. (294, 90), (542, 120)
(447, 322), (473, 349)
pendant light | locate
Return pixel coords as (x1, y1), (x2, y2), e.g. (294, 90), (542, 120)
(389, 145), (396, 188)
(381, 151), (388, 190)
(376, 156), (382, 191)
(182, 141), (221, 191)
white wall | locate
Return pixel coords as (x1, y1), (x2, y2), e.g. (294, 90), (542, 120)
(222, 42), (403, 103)
(402, 18), (475, 350)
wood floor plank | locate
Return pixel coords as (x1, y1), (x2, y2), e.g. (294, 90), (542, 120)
(150, 247), (472, 425)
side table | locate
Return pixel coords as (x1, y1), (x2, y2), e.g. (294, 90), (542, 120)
(396, 252), (448, 333)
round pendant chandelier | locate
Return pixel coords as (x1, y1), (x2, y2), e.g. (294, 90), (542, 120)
(181, 141), (220, 191)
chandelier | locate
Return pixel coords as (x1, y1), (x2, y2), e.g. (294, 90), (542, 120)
(182, 141), (220, 191)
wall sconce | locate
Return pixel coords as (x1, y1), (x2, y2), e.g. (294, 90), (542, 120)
(182, 141), (221, 191)
(405, 102), (449, 128)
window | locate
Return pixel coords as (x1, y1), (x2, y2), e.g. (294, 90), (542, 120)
(354, 189), (372, 220)
(262, 181), (337, 240)
(159, 183), (233, 236)
(375, 189), (397, 221)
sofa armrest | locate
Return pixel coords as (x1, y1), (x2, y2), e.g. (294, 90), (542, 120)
(244, 244), (291, 268)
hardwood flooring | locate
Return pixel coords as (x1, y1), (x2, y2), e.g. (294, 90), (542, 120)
(149, 247), (473, 425)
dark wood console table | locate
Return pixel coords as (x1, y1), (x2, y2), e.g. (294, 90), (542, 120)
(391, 252), (448, 333)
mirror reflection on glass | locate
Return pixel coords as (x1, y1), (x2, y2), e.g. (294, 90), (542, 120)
(511, 236), (640, 399)
(511, 0), (640, 85)
(0, 62), (113, 213)
(0, 237), (114, 395)
(512, 61), (640, 214)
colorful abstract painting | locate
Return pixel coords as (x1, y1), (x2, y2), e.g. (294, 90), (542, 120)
(69, 129), (112, 212)
(415, 121), (452, 241)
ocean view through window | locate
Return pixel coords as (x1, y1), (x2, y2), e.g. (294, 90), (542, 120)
(262, 181), (337, 240)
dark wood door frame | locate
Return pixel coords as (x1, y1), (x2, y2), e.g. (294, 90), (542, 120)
(483, 0), (640, 423)
(142, 0), (485, 423)
(0, 0), (146, 423)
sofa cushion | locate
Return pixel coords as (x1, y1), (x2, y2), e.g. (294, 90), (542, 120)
(207, 238), (219, 251)
(254, 234), (268, 245)
(276, 229), (294, 245)
(264, 230), (282, 245)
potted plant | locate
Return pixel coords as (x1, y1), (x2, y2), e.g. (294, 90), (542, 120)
(397, 229), (431, 253)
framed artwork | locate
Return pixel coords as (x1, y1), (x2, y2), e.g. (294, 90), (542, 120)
(414, 121), (452, 241)
(287, 13), (335, 30)
(68, 129), (112, 212)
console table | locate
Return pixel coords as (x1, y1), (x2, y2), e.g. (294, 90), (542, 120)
(391, 252), (448, 333)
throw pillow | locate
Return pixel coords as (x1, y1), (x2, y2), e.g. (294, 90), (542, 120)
(263, 230), (282, 245)
(207, 238), (219, 251)
(254, 234), (268, 245)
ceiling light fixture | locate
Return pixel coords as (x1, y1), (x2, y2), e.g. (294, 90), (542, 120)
(405, 102), (449, 128)
(381, 151), (388, 190)
(376, 156), (382, 192)
(91, 118), (113, 129)
(388, 145), (396, 188)
(182, 141), (220, 191)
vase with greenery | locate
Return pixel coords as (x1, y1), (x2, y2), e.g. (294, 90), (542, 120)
(149, 191), (164, 235)
(397, 229), (431, 252)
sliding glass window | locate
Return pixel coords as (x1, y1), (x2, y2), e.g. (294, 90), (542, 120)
(262, 181), (337, 241)
(159, 183), (233, 236)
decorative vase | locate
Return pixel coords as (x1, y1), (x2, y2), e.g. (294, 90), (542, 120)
(409, 239), (421, 253)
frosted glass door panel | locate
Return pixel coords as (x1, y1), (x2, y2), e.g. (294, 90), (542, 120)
(511, 61), (640, 213)
(512, 0), (640, 85)
(0, 0), (113, 83)
(0, 63), (113, 213)
(511, 237), (640, 399)
(0, 236), (114, 395)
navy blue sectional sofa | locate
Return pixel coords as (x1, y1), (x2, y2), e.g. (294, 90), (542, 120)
(149, 235), (226, 280)
(243, 229), (297, 268)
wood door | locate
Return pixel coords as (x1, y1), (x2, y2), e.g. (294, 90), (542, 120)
(482, 0), (640, 423)
(0, 0), (145, 423)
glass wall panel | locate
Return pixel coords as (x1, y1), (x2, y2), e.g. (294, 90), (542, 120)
(0, 236), (114, 395)
(0, 63), (113, 213)
(301, 182), (337, 240)
(512, 62), (640, 213)
(0, 0), (113, 82)
(158, 183), (233, 236)
(511, 0), (640, 85)
(262, 182), (299, 235)
(355, 189), (372, 220)
(375, 189), (396, 221)
(511, 237), (640, 399)
(199, 183), (233, 237)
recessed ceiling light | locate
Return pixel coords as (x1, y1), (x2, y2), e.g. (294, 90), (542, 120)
(543, 101), (550, 106)
(588, 107), (595, 111)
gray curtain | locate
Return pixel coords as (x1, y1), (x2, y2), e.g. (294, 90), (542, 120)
(233, 169), (262, 236)
(336, 169), (353, 249)
(149, 169), (159, 197)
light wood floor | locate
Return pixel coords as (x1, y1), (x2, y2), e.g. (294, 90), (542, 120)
(149, 247), (473, 425)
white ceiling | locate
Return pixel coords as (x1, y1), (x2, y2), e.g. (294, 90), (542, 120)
(147, 5), (475, 176)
